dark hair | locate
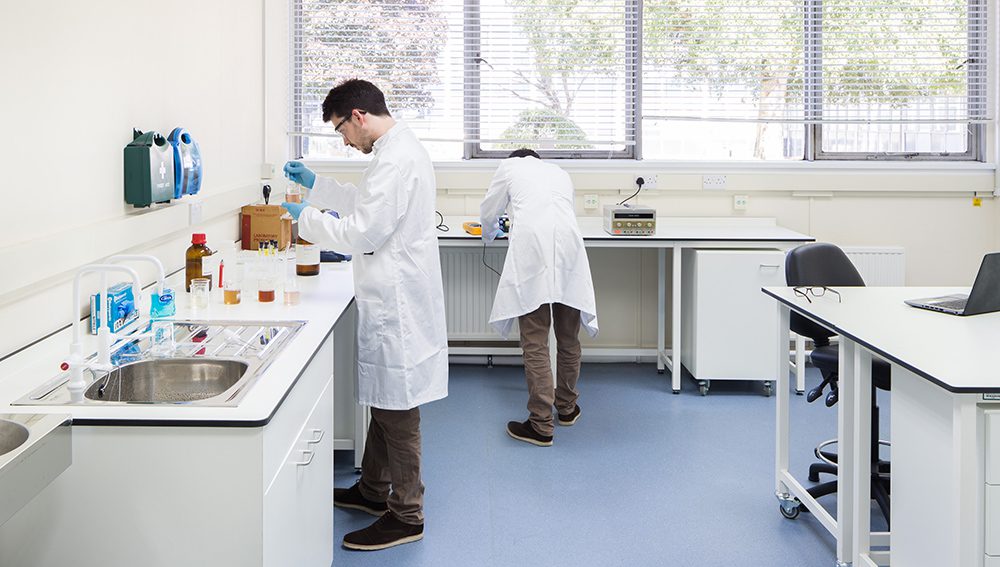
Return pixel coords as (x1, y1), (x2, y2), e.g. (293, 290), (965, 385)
(508, 148), (540, 159)
(322, 79), (391, 123)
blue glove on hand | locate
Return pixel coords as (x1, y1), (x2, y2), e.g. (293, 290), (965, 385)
(281, 200), (310, 221)
(283, 161), (316, 189)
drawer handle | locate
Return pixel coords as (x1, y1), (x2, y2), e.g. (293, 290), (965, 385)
(306, 428), (325, 444)
(759, 264), (780, 269)
(294, 449), (314, 467)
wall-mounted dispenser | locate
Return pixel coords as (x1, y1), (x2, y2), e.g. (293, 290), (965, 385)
(124, 129), (175, 208)
(168, 127), (203, 198)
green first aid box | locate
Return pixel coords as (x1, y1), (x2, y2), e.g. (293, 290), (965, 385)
(124, 129), (175, 208)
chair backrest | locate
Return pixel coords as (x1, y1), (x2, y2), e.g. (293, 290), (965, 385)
(785, 242), (866, 345)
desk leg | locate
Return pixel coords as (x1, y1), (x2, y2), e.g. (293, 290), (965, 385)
(355, 404), (370, 471)
(775, 304), (792, 498)
(671, 245), (682, 394)
(851, 344), (873, 566)
(837, 340), (858, 566)
(657, 248), (667, 377)
(794, 333), (806, 395)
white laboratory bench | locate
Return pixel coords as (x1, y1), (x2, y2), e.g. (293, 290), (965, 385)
(765, 285), (1000, 567)
(439, 216), (813, 393)
(0, 263), (357, 567)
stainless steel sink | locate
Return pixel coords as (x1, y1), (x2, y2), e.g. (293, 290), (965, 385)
(0, 420), (28, 457)
(85, 359), (250, 403)
(0, 414), (72, 527)
(14, 320), (304, 407)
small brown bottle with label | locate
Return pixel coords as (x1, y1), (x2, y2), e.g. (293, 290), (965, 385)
(185, 233), (214, 292)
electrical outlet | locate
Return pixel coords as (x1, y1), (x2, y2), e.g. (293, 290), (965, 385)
(189, 201), (204, 225)
(733, 194), (749, 211)
(703, 175), (727, 190)
(636, 174), (659, 189)
(260, 163), (275, 179)
(584, 194), (599, 209)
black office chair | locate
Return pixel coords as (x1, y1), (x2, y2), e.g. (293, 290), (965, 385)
(783, 242), (892, 526)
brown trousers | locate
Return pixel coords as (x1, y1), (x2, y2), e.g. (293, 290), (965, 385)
(518, 303), (582, 436)
(357, 406), (425, 525)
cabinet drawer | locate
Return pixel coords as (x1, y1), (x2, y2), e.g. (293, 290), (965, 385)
(263, 376), (334, 567)
(986, 412), (1000, 485)
(987, 484), (1000, 556)
(263, 329), (334, 489)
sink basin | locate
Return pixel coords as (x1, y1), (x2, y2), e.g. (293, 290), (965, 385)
(85, 359), (249, 403)
(14, 320), (304, 407)
(0, 420), (29, 457)
(0, 414), (72, 528)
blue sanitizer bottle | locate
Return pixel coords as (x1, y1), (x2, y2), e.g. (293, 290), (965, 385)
(150, 288), (176, 319)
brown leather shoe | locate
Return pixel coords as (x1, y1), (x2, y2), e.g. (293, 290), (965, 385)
(334, 481), (388, 516)
(506, 419), (553, 446)
(558, 404), (581, 426)
(342, 512), (424, 551)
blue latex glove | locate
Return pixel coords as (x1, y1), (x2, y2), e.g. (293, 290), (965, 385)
(283, 161), (316, 189)
(281, 200), (310, 221)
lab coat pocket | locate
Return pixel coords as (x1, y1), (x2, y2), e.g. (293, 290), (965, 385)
(355, 298), (386, 354)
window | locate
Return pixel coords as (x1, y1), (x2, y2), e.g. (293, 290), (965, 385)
(291, 0), (989, 162)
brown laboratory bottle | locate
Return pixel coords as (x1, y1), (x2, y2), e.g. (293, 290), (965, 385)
(296, 235), (320, 276)
(185, 233), (214, 292)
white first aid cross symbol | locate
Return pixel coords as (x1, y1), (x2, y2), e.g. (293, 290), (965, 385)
(159, 162), (166, 180)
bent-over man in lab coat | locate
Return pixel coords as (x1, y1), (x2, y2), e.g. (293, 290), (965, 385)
(480, 149), (598, 447)
(281, 79), (448, 551)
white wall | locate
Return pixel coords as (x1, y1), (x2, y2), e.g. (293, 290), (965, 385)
(0, 0), (286, 357)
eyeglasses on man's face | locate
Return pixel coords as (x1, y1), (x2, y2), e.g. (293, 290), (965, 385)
(793, 285), (842, 303)
(334, 110), (366, 134)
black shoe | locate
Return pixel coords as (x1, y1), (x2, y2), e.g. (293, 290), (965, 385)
(342, 512), (424, 551)
(558, 404), (581, 426)
(334, 481), (388, 516)
(506, 420), (553, 446)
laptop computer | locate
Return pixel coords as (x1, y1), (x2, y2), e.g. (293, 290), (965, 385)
(905, 252), (1000, 316)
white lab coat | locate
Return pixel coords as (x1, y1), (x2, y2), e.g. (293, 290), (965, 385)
(480, 157), (598, 339)
(299, 122), (448, 410)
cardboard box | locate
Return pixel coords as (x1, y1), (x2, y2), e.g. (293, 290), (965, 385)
(90, 282), (139, 334)
(240, 205), (292, 250)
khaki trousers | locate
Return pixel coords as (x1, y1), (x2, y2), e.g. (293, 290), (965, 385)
(518, 303), (582, 436)
(357, 406), (425, 525)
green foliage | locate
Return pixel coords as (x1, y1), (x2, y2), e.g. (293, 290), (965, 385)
(497, 109), (593, 150)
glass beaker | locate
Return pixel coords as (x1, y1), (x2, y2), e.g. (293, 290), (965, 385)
(150, 320), (176, 357)
(190, 278), (210, 309)
(283, 276), (300, 305)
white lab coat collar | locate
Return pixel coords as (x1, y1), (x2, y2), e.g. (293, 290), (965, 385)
(372, 120), (408, 155)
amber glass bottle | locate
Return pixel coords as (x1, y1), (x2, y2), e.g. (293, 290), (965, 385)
(185, 233), (214, 291)
(296, 235), (320, 276)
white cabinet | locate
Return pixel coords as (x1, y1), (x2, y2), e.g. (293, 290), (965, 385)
(681, 249), (785, 394)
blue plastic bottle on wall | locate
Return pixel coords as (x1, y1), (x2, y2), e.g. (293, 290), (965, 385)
(168, 128), (203, 198)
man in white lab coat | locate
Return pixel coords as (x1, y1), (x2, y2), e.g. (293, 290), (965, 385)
(281, 79), (448, 551)
(480, 149), (598, 447)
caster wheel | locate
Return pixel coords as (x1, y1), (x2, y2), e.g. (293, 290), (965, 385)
(699, 383), (709, 396)
(354, 467), (362, 475)
(779, 503), (800, 519)
(672, 389), (680, 395)
(763, 382), (773, 397)
(657, 369), (665, 375)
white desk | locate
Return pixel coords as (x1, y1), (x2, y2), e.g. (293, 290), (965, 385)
(765, 286), (1000, 567)
(440, 216), (813, 392)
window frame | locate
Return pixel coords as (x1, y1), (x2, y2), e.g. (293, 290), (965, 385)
(290, 0), (987, 163)
(464, 0), (639, 160)
(811, 0), (986, 161)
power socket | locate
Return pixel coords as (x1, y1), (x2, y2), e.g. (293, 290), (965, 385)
(703, 175), (727, 190)
(260, 163), (275, 179)
(636, 174), (658, 189)
(584, 194), (599, 209)
(733, 194), (749, 211)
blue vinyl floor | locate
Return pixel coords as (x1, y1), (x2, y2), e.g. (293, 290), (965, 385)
(333, 362), (890, 566)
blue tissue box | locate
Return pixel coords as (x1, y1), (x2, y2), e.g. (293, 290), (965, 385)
(90, 282), (139, 334)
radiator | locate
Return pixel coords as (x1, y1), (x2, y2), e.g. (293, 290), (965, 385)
(843, 246), (906, 286)
(441, 248), (507, 339)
